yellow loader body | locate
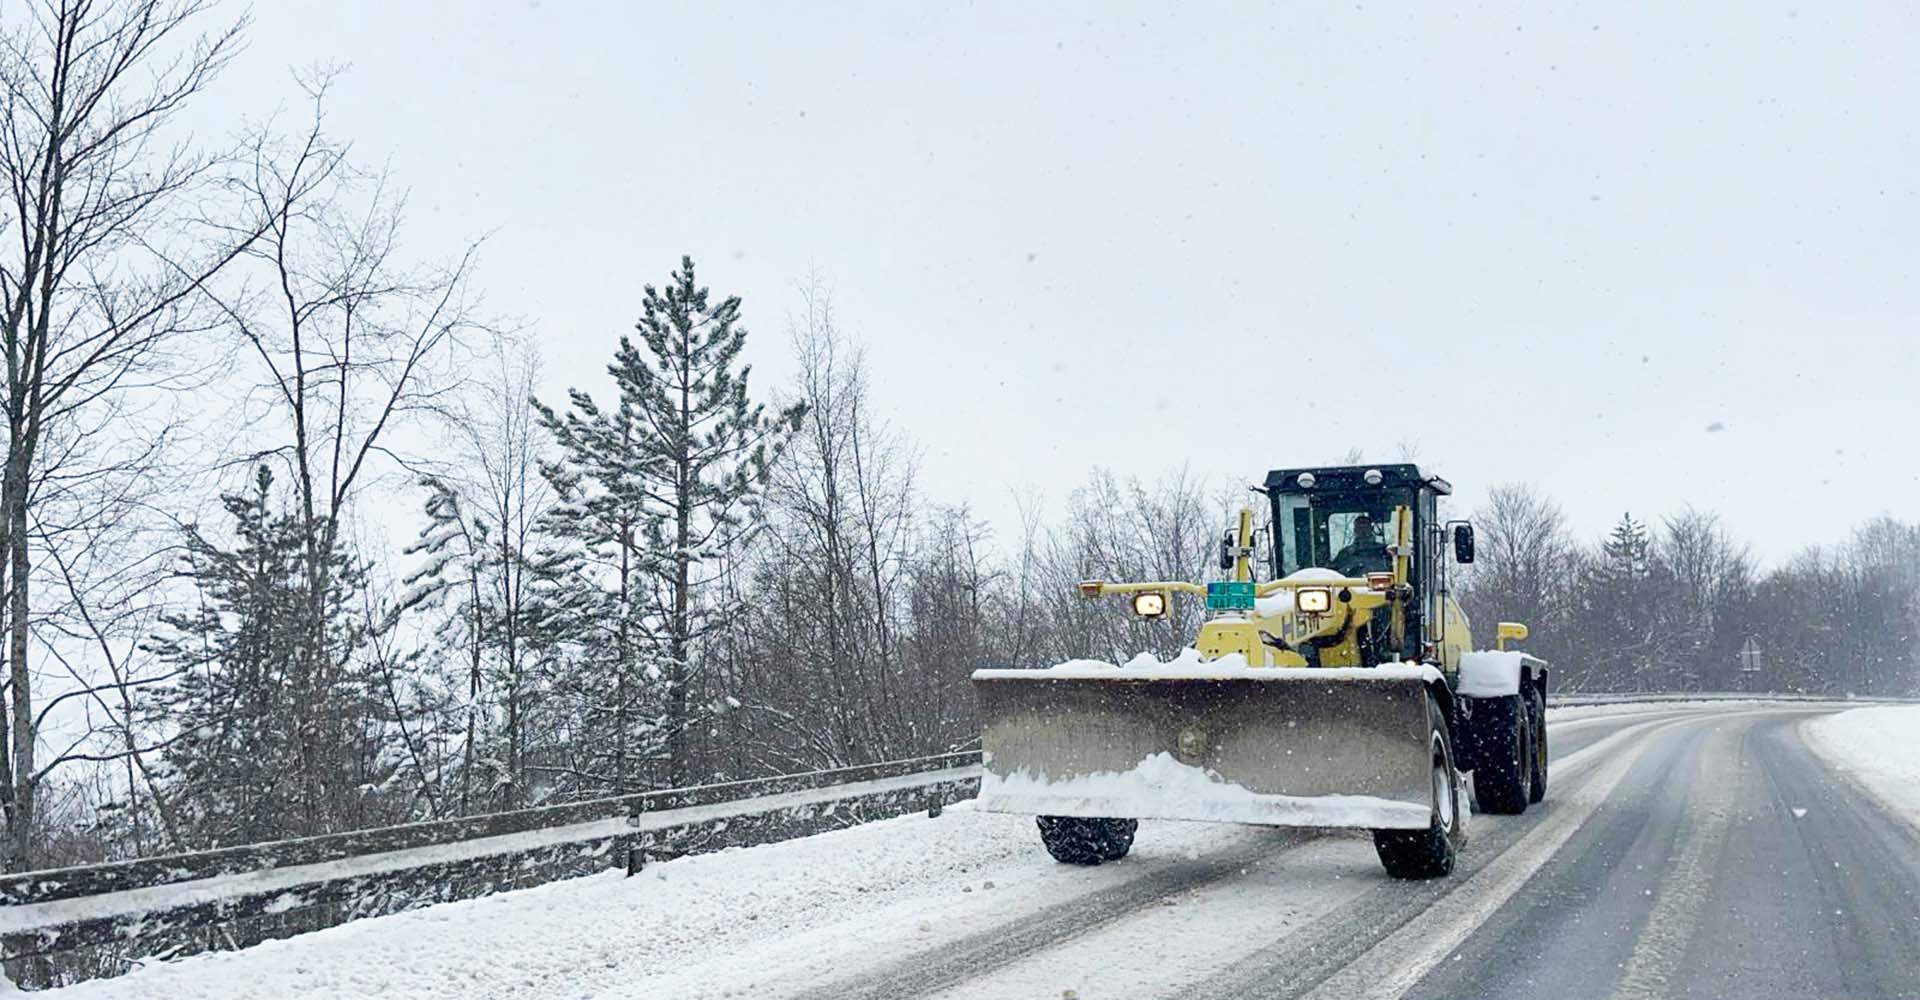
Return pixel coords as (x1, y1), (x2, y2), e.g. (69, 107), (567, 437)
(972, 486), (1484, 834)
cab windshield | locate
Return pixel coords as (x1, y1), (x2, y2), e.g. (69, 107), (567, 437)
(1272, 490), (1412, 579)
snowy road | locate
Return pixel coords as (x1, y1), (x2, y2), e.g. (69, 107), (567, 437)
(50, 703), (1920, 1000)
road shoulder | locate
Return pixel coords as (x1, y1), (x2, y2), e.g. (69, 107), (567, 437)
(1802, 705), (1920, 831)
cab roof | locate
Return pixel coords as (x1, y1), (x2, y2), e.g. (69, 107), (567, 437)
(1262, 463), (1452, 496)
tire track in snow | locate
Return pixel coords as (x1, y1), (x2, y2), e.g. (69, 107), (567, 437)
(923, 835), (1386, 1000)
(1701, 715), (1920, 998)
(1276, 712), (1675, 1000)
(932, 709), (1742, 1000)
(1394, 706), (1907, 1000)
(805, 705), (1710, 1000)
(1609, 724), (1740, 1000)
(1176, 709), (1763, 1000)
(788, 827), (1318, 1000)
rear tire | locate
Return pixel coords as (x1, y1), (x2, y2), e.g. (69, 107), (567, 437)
(1527, 686), (1548, 804)
(1471, 694), (1534, 815)
(1373, 698), (1464, 879)
(1037, 816), (1138, 864)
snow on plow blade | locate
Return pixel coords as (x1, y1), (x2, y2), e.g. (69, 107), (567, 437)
(971, 665), (1440, 830)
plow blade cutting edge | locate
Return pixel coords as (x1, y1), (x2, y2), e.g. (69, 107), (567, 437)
(970, 666), (1442, 830)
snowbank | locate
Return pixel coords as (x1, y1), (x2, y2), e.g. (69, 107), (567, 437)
(0, 765), (977, 940)
(977, 752), (1431, 830)
(1804, 706), (1920, 827)
(38, 802), (1270, 1000)
(1544, 702), (1707, 725)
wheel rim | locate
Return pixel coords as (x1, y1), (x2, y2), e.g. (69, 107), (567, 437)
(1433, 751), (1455, 834)
(1534, 702), (1549, 775)
(1518, 710), (1534, 797)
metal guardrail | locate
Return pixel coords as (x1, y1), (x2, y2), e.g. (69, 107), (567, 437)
(0, 751), (983, 990)
(0, 750), (981, 908)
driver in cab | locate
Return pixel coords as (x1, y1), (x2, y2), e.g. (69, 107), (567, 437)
(1334, 515), (1392, 577)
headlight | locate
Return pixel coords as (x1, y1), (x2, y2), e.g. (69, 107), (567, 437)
(1295, 587), (1333, 614)
(1132, 592), (1168, 619)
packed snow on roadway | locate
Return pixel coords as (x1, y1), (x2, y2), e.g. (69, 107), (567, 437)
(1804, 704), (1920, 826)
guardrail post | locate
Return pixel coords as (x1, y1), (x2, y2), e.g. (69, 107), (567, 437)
(625, 800), (646, 876)
(927, 792), (943, 818)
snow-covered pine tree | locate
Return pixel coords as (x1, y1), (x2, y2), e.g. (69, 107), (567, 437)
(532, 379), (653, 793)
(142, 466), (381, 845)
(537, 256), (803, 788)
(1572, 513), (1683, 691)
(398, 480), (495, 813)
(400, 476), (588, 809)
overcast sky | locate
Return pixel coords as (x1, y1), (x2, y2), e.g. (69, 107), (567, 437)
(192, 1), (1918, 563)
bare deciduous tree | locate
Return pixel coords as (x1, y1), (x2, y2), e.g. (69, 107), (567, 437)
(1458, 483), (1573, 646)
(401, 340), (557, 811)
(743, 284), (917, 765)
(1658, 508), (1752, 688)
(0, 0), (256, 870)
(192, 77), (482, 833)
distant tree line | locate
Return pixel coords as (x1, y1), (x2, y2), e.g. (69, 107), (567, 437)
(1456, 486), (1920, 697)
(1, 0), (1914, 877)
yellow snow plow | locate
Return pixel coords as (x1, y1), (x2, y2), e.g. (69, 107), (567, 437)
(972, 465), (1550, 878)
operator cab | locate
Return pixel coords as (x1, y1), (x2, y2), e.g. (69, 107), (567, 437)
(1262, 464), (1473, 662)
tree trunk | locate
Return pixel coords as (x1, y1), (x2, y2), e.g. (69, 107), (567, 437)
(503, 533), (521, 808)
(616, 516), (631, 794)
(0, 464), (14, 872)
(9, 451), (35, 870)
(462, 568), (482, 814)
(671, 503), (690, 788)
(670, 366), (692, 788)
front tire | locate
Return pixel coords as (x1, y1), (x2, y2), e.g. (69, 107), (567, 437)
(1037, 816), (1138, 864)
(1471, 694), (1534, 815)
(1374, 698), (1465, 879)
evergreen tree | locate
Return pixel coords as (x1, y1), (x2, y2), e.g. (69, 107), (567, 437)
(400, 476), (589, 808)
(1571, 513), (1682, 690)
(399, 480), (497, 812)
(531, 378), (653, 792)
(144, 467), (381, 845)
(536, 256), (803, 788)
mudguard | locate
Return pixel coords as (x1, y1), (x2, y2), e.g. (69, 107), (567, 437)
(1456, 651), (1549, 699)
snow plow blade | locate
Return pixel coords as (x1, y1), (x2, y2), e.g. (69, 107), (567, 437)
(971, 666), (1440, 830)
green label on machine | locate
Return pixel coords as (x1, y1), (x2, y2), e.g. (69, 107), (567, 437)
(1205, 580), (1256, 611)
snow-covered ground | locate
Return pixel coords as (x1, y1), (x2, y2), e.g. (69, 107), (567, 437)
(43, 804), (1279, 1000)
(0, 765), (979, 942)
(1804, 705), (1920, 828)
